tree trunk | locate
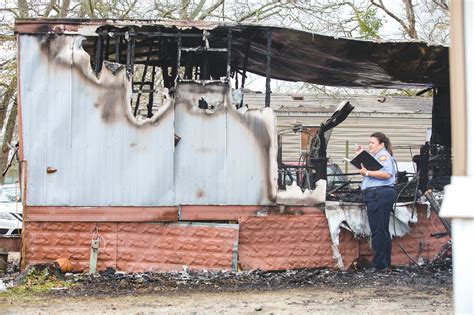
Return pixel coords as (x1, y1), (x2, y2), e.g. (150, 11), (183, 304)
(180, 0), (190, 19)
(18, 0), (29, 18)
(403, 0), (418, 39)
(0, 77), (16, 133)
(59, 0), (71, 18)
(0, 98), (18, 182)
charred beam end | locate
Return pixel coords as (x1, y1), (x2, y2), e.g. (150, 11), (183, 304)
(147, 66), (156, 118)
(94, 34), (103, 74)
(265, 29), (272, 108)
(102, 31), (203, 38)
(115, 36), (121, 63)
(239, 33), (253, 108)
(226, 28), (232, 81)
(126, 28), (136, 77)
(175, 32), (182, 83)
(180, 47), (227, 52)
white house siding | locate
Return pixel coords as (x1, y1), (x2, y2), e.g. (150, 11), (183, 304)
(277, 113), (432, 164)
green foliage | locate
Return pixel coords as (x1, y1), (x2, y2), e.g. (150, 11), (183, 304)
(354, 6), (383, 40)
(0, 265), (76, 296)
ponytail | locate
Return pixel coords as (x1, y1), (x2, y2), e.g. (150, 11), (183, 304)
(371, 132), (393, 156)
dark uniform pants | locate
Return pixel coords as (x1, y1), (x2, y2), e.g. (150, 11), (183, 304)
(363, 186), (396, 270)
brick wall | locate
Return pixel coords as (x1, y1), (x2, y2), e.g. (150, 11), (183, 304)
(358, 210), (449, 266)
(239, 209), (449, 270)
(238, 213), (359, 270)
(24, 222), (238, 272)
(23, 208), (449, 272)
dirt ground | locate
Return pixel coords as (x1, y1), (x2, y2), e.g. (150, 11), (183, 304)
(0, 285), (453, 314)
(0, 253), (453, 314)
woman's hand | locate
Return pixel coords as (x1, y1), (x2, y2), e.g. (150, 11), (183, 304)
(355, 144), (363, 154)
(359, 163), (368, 177)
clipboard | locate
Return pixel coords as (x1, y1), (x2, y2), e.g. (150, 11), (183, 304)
(344, 150), (383, 170)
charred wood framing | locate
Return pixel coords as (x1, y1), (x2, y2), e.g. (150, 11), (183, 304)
(115, 35), (121, 63)
(94, 33), (103, 74)
(431, 86), (451, 147)
(126, 28), (136, 76)
(133, 41), (155, 117)
(148, 66), (156, 118)
(265, 29), (272, 108)
(226, 28), (232, 80)
(18, 20), (449, 88)
(308, 102), (354, 188)
(176, 32), (182, 82)
(104, 34), (110, 61)
(424, 190), (451, 236)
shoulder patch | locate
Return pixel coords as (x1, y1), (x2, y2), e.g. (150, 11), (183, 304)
(379, 155), (387, 162)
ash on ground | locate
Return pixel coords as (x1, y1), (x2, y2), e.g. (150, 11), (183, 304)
(0, 245), (452, 298)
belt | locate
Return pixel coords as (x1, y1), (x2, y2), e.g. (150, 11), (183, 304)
(363, 185), (394, 191)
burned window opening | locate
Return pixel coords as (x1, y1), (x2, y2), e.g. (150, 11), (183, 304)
(84, 26), (245, 119)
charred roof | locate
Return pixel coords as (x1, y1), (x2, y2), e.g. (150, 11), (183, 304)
(15, 19), (449, 89)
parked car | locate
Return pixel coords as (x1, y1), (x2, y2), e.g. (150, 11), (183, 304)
(0, 211), (22, 235)
(0, 184), (22, 236)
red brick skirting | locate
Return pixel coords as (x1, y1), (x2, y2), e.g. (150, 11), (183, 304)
(24, 222), (239, 272)
(22, 207), (449, 272)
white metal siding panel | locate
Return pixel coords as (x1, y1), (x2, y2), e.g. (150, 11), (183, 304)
(174, 90), (227, 205)
(226, 108), (277, 205)
(174, 83), (276, 205)
(20, 36), (49, 204)
(20, 35), (175, 206)
(45, 51), (73, 205)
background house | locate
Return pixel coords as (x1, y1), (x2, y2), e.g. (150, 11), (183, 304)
(244, 93), (432, 169)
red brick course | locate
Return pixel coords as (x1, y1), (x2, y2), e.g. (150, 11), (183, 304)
(358, 209), (449, 266)
(24, 222), (238, 272)
(22, 207), (449, 272)
(239, 214), (359, 270)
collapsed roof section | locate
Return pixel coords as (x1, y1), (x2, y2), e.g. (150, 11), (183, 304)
(15, 19), (449, 89)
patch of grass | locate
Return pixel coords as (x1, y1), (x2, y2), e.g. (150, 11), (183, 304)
(0, 264), (76, 297)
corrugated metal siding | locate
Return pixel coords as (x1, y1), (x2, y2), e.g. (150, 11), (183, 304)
(20, 35), (175, 206)
(277, 114), (431, 164)
(19, 35), (277, 206)
(174, 83), (277, 205)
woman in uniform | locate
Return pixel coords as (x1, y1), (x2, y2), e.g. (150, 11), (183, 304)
(358, 132), (397, 272)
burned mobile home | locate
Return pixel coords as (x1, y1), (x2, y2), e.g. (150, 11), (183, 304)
(14, 19), (450, 272)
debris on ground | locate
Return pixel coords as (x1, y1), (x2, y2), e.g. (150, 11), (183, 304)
(0, 261), (75, 294)
(0, 246), (452, 298)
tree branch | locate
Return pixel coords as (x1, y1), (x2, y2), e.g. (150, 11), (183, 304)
(370, 0), (412, 37)
(18, 0), (29, 18)
(59, 0), (71, 17)
(403, 0), (418, 39)
(189, 0), (206, 20)
(237, 1), (281, 22)
(198, 0), (224, 21)
(433, 0), (449, 12)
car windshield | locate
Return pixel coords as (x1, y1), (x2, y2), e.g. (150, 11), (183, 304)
(0, 212), (17, 221)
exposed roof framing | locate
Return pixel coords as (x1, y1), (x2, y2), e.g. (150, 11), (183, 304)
(15, 19), (449, 89)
